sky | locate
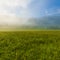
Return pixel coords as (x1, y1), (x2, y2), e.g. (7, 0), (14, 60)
(0, 0), (60, 26)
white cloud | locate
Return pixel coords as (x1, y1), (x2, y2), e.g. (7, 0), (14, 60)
(0, 0), (31, 8)
(0, 15), (29, 26)
(0, 0), (32, 16)
(0, 0), (32, 26)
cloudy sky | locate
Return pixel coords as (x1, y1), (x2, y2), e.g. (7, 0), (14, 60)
(0, 0), (60, 26)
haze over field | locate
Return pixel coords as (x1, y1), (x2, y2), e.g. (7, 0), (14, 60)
(0, 0), (60, 29)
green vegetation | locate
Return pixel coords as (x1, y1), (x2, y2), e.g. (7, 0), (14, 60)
(0, 31), (60, 60)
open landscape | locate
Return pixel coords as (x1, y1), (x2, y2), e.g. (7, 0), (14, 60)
(0, 0), (60, 60)
(0, 30), (60, 60)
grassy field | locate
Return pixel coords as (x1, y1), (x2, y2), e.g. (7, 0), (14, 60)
(0, 31), (60, 60)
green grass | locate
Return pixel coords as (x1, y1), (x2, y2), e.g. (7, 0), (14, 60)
(0, 31), (60, 60)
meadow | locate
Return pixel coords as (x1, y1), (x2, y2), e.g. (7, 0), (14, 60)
(0, 31), (60, 60)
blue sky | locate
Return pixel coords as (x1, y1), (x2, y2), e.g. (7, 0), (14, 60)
(0, 0), (60, 25)
(0, 0), (60, 18)
(28, 0), (60, 17)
